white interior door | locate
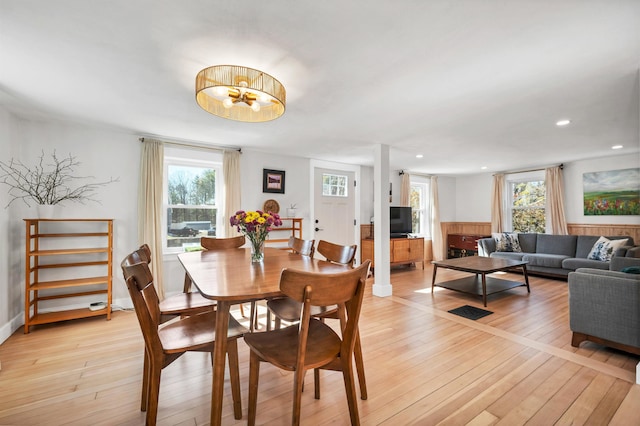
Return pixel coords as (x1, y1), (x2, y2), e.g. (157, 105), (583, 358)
(313, 168), (356, 255)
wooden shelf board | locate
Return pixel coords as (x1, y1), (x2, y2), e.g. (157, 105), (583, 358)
(30, 276), (110, 290)
(33, 232), (110, 238)
(29, 247), (110, 256)
(28, 307), (109, 325)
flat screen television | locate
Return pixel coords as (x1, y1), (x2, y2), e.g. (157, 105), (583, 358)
(390, 206), (412, 238)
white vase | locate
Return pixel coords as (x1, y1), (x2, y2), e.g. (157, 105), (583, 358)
(37, 204), (57, 219)
(287, 208), (296, 217)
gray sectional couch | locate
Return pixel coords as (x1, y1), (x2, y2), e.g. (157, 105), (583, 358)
(477, 233), (638, 278)
(568, 268), (640, 355)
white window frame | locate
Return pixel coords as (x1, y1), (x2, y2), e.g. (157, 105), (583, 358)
(409, 177), (431, 238)
(504, 170), (546, 233)
(322, 173), (349, 197)
(163, 147), (223, 254)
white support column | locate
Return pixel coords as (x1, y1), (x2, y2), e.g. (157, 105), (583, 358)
(372, 144), (392, 297)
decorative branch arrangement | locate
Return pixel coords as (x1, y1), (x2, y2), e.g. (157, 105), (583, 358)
(0, 151), (118, 207)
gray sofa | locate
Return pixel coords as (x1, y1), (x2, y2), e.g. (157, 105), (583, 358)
(568, 268), (640, 355)
(477, 233), (638, 278)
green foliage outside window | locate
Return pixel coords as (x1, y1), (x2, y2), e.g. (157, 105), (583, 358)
(410, 186), (422, 234)
(511, 180), (545, 233)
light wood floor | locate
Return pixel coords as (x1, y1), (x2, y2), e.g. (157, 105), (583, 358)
(1, 265), (638, 425)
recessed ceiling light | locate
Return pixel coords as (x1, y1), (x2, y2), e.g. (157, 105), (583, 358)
(612, 145), (623, 150)
(556, 119), (571, 126)
(416, 154), (423, 158)
(481, 166), (487, 170)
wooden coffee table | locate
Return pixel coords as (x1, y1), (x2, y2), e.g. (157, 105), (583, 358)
(431, 256), (530, 306)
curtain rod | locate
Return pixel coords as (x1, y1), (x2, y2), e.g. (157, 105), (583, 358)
(138, 136), (241, 153)
(399, 170), (432, 178)
(495, 163), (563, 176)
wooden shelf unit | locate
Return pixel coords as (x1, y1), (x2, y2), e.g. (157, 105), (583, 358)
(361, 237), (425, 271)
(24, 218), (113, 333)
(265, 217), (302, 247)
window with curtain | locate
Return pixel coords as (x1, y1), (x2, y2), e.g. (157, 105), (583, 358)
(409, 178), (431, 237)
(163, 147), (223, 253)
(505, 172), (546, 233)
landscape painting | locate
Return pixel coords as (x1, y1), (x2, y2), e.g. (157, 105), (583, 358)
(583, 168), (639, 216)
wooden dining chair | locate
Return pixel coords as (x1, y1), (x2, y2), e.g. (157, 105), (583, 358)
(121, 253), (247, 425)
(265, 237), (316, 330)
(317, 239), (357, 265)
(199, 235), (261, 329)
(288, 236), (315, 257)
(244, 260), (371, 426)
(133, 244), (216, 322)
(200, 235), (246, 251)
(266, 240), (368, 399)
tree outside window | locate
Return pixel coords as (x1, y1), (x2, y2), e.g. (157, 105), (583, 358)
(165, 163), (221, 250)
(409, 180), (430, 237)
(509, 180), (545, 233)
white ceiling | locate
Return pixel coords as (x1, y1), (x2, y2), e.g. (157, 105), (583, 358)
(1, 1), (639, 175)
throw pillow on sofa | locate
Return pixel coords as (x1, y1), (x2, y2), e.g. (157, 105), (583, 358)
(587, 236), (629, 262)
(492, 232), (522, 252)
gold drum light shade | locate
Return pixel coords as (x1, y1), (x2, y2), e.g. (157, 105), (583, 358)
(195, 65), (286, 122)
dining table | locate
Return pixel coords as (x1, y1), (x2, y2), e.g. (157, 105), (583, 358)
(177, 247), (350, 426)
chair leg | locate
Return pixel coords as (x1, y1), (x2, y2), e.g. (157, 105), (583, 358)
(227, 339), (242, 420)
(141, 348), (150, 411)
(248, 352), (260, 426)
(340, 355), (360, 426)
(239, 303), (246, 317)
(292, 368), (306, 426)
(354, 330), (368, 400)
(266, 309), (272, 331)
(314, 368), (321, 399)
(146, 359), (163, 426)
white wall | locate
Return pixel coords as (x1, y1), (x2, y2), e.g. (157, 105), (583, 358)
(0, 113), (140, 341)
(453, 153), (640, 224)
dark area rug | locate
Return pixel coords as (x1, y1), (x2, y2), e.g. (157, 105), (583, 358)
(448, 305), (493, 320)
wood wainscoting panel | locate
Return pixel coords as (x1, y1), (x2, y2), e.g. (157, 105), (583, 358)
(566, 223), (640, 244)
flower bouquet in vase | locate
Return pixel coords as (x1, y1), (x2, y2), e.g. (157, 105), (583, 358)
(230, 210), (283, 263)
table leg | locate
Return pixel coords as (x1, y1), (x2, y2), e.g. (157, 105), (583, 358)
(431, 265), (438, 294)
(481, 273), (487, 307)
(522, 264), (531, 293)
(211, 301), (231, 426)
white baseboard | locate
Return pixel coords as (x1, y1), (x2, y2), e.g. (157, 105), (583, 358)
(0, 297), (133, 345)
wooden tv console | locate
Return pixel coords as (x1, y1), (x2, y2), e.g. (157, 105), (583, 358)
(360, 236), (424, 271)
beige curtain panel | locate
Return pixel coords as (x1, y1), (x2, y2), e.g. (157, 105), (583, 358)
(400, 172), (411, 207)
(138, 139), (165, 299)
(491, 173), (504, 233)
(546, 166), (568, 235)
(430, 176), (444, 261)
(223, 150), (242, 237)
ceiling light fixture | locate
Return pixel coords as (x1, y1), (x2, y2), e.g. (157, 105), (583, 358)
(195, 65), (286, 122)
(416, 154), (424, 158)
(612, 145), (623, 150)
(556, 119), (571, 127)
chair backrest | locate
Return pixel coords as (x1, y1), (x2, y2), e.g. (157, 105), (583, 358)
(288, 236), (315, 257)
(200, 235), (246, 250)
(134, 244), (152, 264)
(317, 240), (357, 265)
(121, 252), (163, 351)
(280, 260), (371, 355)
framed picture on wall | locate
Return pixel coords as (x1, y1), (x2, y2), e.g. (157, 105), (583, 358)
(263, 169), (285, 194)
